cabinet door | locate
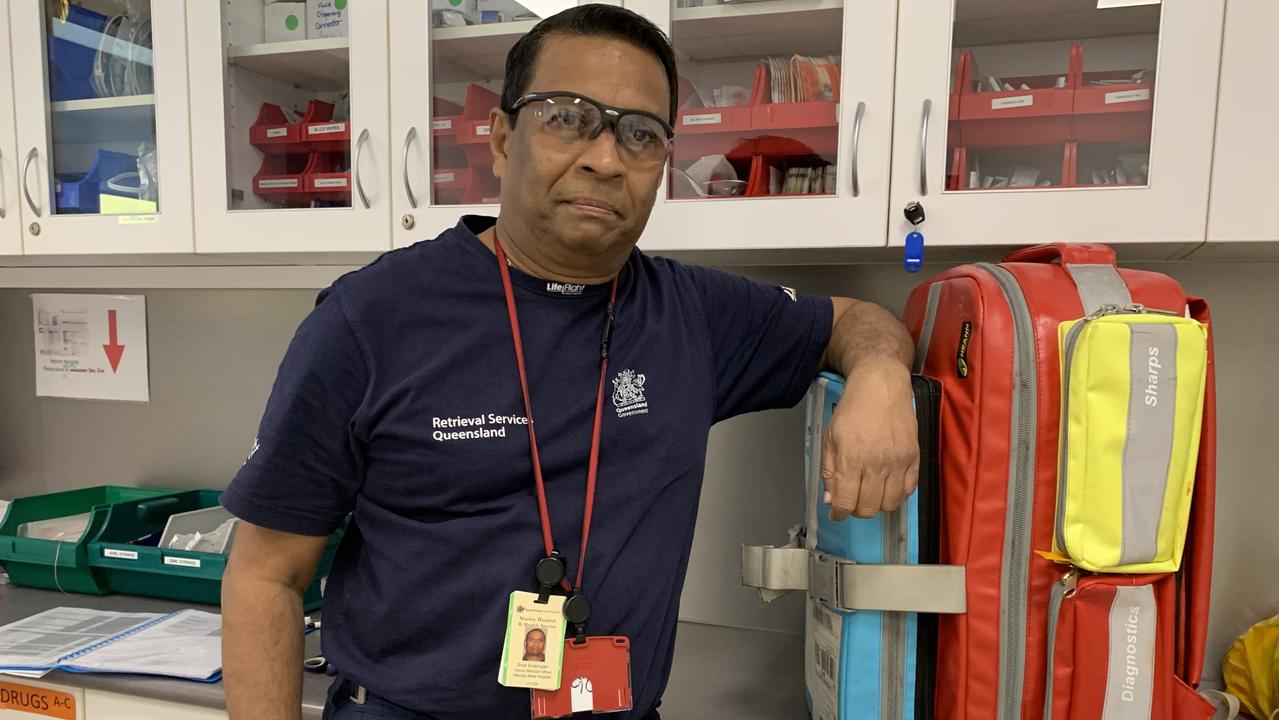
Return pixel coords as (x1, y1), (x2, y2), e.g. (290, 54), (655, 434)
(890, 0), (1223, 249)
(634, 0), (895, 251)
(1207, 0), (1276, 244)
(9, 0), (194, 255)
(0, 6), (22, 256)
(187, 0), (390, 254)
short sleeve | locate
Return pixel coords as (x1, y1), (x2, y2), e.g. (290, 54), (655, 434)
(682, 265), (833, 422)
(221, 287), (369, 536)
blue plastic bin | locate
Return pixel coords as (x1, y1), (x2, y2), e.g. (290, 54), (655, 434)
(55, 150), (139, 214)
(48, 6), (108, 102)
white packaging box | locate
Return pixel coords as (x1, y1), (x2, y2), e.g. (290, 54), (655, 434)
(432, 0), (481, 27)
(307, 0), (350, 39)
(265, 2), (306, 42)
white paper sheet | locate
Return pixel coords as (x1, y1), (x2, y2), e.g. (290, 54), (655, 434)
(66, 609), (222, 681)
(0, 608), (161, 669)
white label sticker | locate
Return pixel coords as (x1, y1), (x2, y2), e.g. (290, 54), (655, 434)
(433, 119), (453, 131)
(682, 113), (723, 126)
(313, 177), (349, 188)
(806, 599), (842, 720)
(265, 127), (289, 138)
(103, 548), (138, 560)
(476, 125), (491, 136)
(1105, 88), (1151, 105)
(992, 95), (1035, 110)
(117, 215), (158, 225)
(433, 172), (456, 184)
(257, 178), (300, 189)
(307, 122), (346, 135)
(164, 556), (202, 568)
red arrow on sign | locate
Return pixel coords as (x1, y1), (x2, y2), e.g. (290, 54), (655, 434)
(103, 309), (125, 373)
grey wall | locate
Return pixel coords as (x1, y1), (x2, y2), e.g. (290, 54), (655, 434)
(2, 259), (1276, 683)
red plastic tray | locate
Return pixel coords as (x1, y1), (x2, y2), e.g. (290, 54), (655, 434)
(250, 100), (335, 155)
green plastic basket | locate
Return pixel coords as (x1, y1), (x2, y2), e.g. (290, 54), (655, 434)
(89, 489), (341, 611)
(0, 486), (179, 594)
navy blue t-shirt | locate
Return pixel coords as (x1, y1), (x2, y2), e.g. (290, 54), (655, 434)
(222, 216), (832, 718)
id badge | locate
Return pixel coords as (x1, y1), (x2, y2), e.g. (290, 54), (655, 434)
(498, 592), (568, 691)
(530, 636), (633, 719)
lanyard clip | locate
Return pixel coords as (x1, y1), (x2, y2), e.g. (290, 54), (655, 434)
(564, 592), (591, 645)
(535, 552), (566, 604)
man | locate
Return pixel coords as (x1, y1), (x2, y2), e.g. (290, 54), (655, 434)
(221, 5), (918, 719)
(523, 629), (548, 663)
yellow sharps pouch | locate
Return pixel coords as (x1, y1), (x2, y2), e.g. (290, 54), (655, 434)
(1052, 304), (1208, 573)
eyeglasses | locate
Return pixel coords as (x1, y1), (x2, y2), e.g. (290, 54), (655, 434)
(507, 91), (675, 165)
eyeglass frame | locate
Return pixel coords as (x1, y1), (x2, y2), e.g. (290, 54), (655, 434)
(504, 91), (676, 154)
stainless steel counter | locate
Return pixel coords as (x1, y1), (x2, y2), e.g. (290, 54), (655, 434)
(0, 584), (806, 719)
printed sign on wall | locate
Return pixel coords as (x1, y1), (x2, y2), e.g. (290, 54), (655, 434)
(32, 294), (149, 402)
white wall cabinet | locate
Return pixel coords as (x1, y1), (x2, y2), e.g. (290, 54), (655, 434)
(0, 7), (23, 257)
(889, 0), (1225, 250)
(186, 0), (391, 254)
(8, 0), (194, 255)
(1206, 0), (1277, 245)
(0, 1), (1250, 261)
(633, 0), (897, 252)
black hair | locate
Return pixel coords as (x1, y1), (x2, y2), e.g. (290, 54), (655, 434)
(500, 4), (679, 124)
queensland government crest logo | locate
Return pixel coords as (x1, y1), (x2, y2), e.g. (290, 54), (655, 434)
(612, 369), (649, 418)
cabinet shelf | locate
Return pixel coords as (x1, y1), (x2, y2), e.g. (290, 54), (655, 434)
(672, 0), (844, 63)
(50, 94), (157, 145)
(227, 38), (350, 93)
(432, 20), (540, 84)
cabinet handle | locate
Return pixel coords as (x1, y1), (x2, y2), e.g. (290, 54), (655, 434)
(0, 148), (6, 220)
(850, 101), (866, 198)
(918, 99), (932, 197)
(402, 126), (419, 209)
(353, 128), (371, 209)
(22, 147), (41, 218)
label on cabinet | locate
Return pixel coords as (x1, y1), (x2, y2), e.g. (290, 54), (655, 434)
(103, 548), (139, 560)
(118, 215), (158, 225)
(476, 125), (491, 136)
(991, 95), (1034, 110)
(0, 680), (78, 720)
(258, 179), (300, 189)
(1105, 88), (1151, 105)
(308, 123), (347, 135)
(313, 178), (349, 188)
(266, 127), (289, 138)
(434, 172), (456, 184)
(163, 556), (201, 569)
(682, 113), (723, 126)
(433, 119), (453, 131)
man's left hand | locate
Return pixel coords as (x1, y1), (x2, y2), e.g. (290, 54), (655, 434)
(819, 359), (919, 521)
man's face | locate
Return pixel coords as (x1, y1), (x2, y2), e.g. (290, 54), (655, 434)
(490, 34), (671, 262)
(525, 629), (547, 657)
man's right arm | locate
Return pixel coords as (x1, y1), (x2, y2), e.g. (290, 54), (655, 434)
(222, 521), (330, 720)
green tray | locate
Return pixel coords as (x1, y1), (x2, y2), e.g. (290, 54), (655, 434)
(0, 485), (179, 594)
(89, 489), (341, 611)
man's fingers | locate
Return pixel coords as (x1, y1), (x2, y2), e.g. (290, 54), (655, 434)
(828, 468), (862, 522)
(854, 468), (885, 518)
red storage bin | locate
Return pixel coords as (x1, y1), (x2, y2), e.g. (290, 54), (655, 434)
(1072, 51), (1155, 144)
(950, 142), (1070, 190)
(251, 100), (335, 154)
(303, 153), (351, 202)
(957, 45), (1075, 147)
(302, 120), (350, 154)
(432, 166), (499, 206)
(252, 153), (310, 203)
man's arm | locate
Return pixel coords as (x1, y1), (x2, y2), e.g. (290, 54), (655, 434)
(223, 521), (330, 720)
(819, 297), (919, 521)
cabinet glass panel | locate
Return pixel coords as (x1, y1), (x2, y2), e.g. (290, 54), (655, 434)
(43, 0), (159, 215)
(221, 0), (352, 210)
(429, 1), (545, 205)
(668, 0), (844, 201)
(946, 1), (1160, 192)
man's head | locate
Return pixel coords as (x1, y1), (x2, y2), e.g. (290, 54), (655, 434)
(489, 4), (677, 274)
(524, 628), (547, 660)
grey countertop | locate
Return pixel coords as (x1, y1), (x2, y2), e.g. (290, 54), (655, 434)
(0, 584), (805, 719)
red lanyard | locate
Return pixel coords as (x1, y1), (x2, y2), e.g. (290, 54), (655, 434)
(494, 237), (619, 597)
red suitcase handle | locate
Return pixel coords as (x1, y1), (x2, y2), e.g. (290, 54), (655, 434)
(1003, 243), (1116, 266)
